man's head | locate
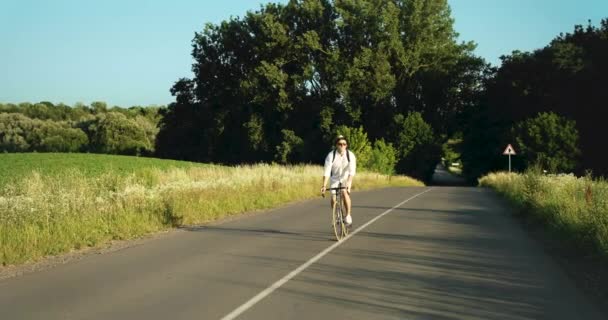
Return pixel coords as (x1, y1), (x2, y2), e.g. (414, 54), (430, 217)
(335, 135), (348, 151)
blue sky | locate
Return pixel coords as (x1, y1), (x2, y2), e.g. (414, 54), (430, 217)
(1, 0), (607, 107)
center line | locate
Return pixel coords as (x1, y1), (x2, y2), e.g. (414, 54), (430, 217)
(220, 188), (433, 320)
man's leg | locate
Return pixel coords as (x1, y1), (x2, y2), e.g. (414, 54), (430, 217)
(342, 190), (352, 224)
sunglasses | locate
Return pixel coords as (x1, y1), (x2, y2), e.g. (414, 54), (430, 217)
(337, 143), (347, 146)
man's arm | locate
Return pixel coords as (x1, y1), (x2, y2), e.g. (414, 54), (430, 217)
(321, 152), (332, 195)
(321, 176), (329, 194)
(346, 175), (353, 194)
(346, 151), (356, 193)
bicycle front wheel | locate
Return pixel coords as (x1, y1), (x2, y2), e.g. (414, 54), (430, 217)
(332, 200), (345, 241)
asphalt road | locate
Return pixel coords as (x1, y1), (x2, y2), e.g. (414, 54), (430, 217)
(431, 164), (467, 186)
(0, 186), (604, 319)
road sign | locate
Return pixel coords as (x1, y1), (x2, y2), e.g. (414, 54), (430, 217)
(503, 144), (516, 172)
(503, 144), (516, 155)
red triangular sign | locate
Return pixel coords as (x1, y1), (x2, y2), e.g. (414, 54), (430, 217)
(503, 144), (516, 155)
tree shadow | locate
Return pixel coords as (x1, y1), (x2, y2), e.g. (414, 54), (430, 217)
(180, 225), (332, 242)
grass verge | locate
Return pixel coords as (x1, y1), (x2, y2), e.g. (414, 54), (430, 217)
(480, 170), (608, 313)
(479, 170), (608, 257)
(0, 154), (423, 266)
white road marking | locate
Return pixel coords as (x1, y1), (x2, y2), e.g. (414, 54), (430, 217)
(220, 188), (433, 320)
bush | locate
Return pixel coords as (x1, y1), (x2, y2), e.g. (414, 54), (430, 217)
(368, 139), (398, 175)
(0, 113), (88, 152)
(85, 112), (153, 155)
(513, 112), (580, 173)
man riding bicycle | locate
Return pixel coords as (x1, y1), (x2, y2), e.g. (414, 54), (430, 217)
(321, 135), (357, 226)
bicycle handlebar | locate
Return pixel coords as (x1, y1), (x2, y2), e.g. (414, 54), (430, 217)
(321, 186), (347, 198)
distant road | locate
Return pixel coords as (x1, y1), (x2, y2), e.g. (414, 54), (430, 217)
(431, 163), (468, 186)
(0, 186), (604, 319)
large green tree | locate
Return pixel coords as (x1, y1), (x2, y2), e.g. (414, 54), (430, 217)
(157, 0), (480, 180)
(462, 19), (608, 179)
(393, 112), (439, 180)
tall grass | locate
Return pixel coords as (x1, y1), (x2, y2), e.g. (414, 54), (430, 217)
(0, 163), (422, 265)
(479, 171), (608, 257)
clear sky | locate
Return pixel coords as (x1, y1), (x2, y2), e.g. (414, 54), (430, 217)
(1, 0), (607, 107)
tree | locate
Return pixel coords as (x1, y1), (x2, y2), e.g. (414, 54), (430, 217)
(275, 129), (304, 164)
(460, 103), (508, 183)
(513, 112), (580, 173)
(157, 0), (477, 169)
(0, 102), (162, 155)
(441, 133), (463, 168)
(0, 113), (88, 152)
(0, 113), (34, 152)
(133, 115), (160, 153)
(32, 121), (88, 152)
(85, 112), (152, 155)
(463, 19), (608, 178)
(91, 101), (108, 114)
(393, 112), (440, 181)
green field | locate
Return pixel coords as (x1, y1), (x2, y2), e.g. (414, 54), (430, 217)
(0, 153), (423, 266)
(0, 153), (206, 186)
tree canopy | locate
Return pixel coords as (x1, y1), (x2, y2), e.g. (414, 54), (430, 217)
(156, 0), (482, 182)
(462, 19), (608, 179)
(0, 102), (163, 155)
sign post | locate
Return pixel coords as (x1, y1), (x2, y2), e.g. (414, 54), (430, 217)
(502, 144), (517, 172)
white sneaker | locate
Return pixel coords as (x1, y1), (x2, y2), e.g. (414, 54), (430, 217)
(345, 214), (352, 225)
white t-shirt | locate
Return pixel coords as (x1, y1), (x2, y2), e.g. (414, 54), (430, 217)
(323, 150), (357, 187)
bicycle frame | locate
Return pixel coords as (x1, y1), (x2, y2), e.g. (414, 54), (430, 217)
(325, 182), (349, 240)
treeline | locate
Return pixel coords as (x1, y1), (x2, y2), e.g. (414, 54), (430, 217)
(461, 19), (608, 180)
(156, 0), (485, 182)
(0, 102), (162, 155)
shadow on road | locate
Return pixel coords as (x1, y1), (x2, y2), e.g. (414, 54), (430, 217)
(219, 188), (604, 319)
(288, 243), (546, 319)
(181, 225), (331, 242)
(237, 209), (550, 318)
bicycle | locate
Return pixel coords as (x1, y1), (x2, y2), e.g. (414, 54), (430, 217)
(323, 182), (351, 241)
